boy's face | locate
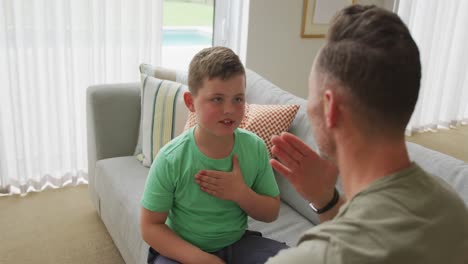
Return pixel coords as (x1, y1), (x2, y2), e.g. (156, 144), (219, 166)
(186, 74), (246, 138)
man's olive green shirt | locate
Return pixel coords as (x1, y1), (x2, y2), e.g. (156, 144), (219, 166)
(268, 163), (468, 264)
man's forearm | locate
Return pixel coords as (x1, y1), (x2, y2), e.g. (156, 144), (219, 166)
(236, 190), (280, 222)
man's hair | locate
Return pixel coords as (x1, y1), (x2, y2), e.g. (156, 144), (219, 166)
(316, 5), (421, 135)
(188, 46), (245, 95)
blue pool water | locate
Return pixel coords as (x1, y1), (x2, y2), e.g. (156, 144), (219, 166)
(163, 29), (212, 46)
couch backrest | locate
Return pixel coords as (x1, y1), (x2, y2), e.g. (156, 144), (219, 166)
(244, 69), (317, 149)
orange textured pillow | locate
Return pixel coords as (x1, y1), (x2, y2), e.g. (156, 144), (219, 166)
(184, 103), (300, 156)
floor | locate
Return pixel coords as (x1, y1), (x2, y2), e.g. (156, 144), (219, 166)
(406, 124), (468, 162)
(0, 185), (125, 264)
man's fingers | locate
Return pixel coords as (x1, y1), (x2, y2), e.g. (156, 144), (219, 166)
(269, 159), (293, 180)
(271, 145), (300, 172)
(281, 132), (318, 158)
(271, 134), (305, 162)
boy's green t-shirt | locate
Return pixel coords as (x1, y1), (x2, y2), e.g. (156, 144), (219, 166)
(141, 127), (280, 252)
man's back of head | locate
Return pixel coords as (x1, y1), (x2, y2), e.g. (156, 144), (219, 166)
(316, 5), (421, 137)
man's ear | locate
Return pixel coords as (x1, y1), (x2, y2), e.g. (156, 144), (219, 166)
(184, 91), (196, 112)
(323, 89), (338, 128)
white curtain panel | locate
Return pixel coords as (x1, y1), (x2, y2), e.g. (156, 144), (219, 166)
(0, 0), (162, 195)
(398, 0), (468, 134)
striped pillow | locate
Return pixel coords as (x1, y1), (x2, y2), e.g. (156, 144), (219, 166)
(138, 74), (188, 167)
(134, 64), (188, 161)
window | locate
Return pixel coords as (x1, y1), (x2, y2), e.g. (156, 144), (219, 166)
(161, 0), (214, 70)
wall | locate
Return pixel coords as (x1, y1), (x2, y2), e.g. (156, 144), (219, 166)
(244, 0), (394, 98)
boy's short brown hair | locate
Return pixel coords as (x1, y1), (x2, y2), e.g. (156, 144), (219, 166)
(188, 46), (245, 95)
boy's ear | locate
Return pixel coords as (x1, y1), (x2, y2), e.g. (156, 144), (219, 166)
(183, 91), (196, 112)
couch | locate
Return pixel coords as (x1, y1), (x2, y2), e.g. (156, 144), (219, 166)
(86, 68), (468, 264)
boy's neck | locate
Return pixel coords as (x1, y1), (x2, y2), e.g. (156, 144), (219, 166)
(194, 127), (235, 159)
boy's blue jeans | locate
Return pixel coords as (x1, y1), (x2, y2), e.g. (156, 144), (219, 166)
(147, 230), (288, 264)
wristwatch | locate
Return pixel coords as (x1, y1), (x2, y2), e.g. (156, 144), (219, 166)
(308, 188), (340, 214)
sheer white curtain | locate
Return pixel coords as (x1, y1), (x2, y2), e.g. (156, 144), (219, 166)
(213, 0), (250, 62)
(0, 0), (162, 195)
(398, 0), (468, 134)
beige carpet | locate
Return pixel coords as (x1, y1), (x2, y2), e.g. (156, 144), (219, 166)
(406, 124), (468, 162)
(0, 185), (125, 264)
(0, 125), (466, 264)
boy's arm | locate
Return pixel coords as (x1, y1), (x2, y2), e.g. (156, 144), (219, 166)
(195, 155), (280, 222)
(140, 208), (225, 264)
(236, 192), (280, 222)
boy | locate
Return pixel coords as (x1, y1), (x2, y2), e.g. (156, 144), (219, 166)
(140, 47), (288, 264)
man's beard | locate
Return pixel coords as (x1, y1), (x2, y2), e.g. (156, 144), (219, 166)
(314, 127), (337, 164)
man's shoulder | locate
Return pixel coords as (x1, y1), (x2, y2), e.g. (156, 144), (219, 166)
(343, 164), (465, 217)
(351, 163), (462, 204)
(304, 163), (468, 263)
(384, 163), (466, 211)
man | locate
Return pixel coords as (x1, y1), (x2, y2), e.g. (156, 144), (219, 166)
(267, 5), (468, 264)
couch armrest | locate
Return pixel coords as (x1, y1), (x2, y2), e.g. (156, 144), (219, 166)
(86, 82), (140, 211)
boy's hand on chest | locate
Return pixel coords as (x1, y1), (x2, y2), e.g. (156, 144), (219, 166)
(194, 155), (250, 203)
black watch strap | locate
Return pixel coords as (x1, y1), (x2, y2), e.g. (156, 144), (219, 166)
(308, 188), (340, 214)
